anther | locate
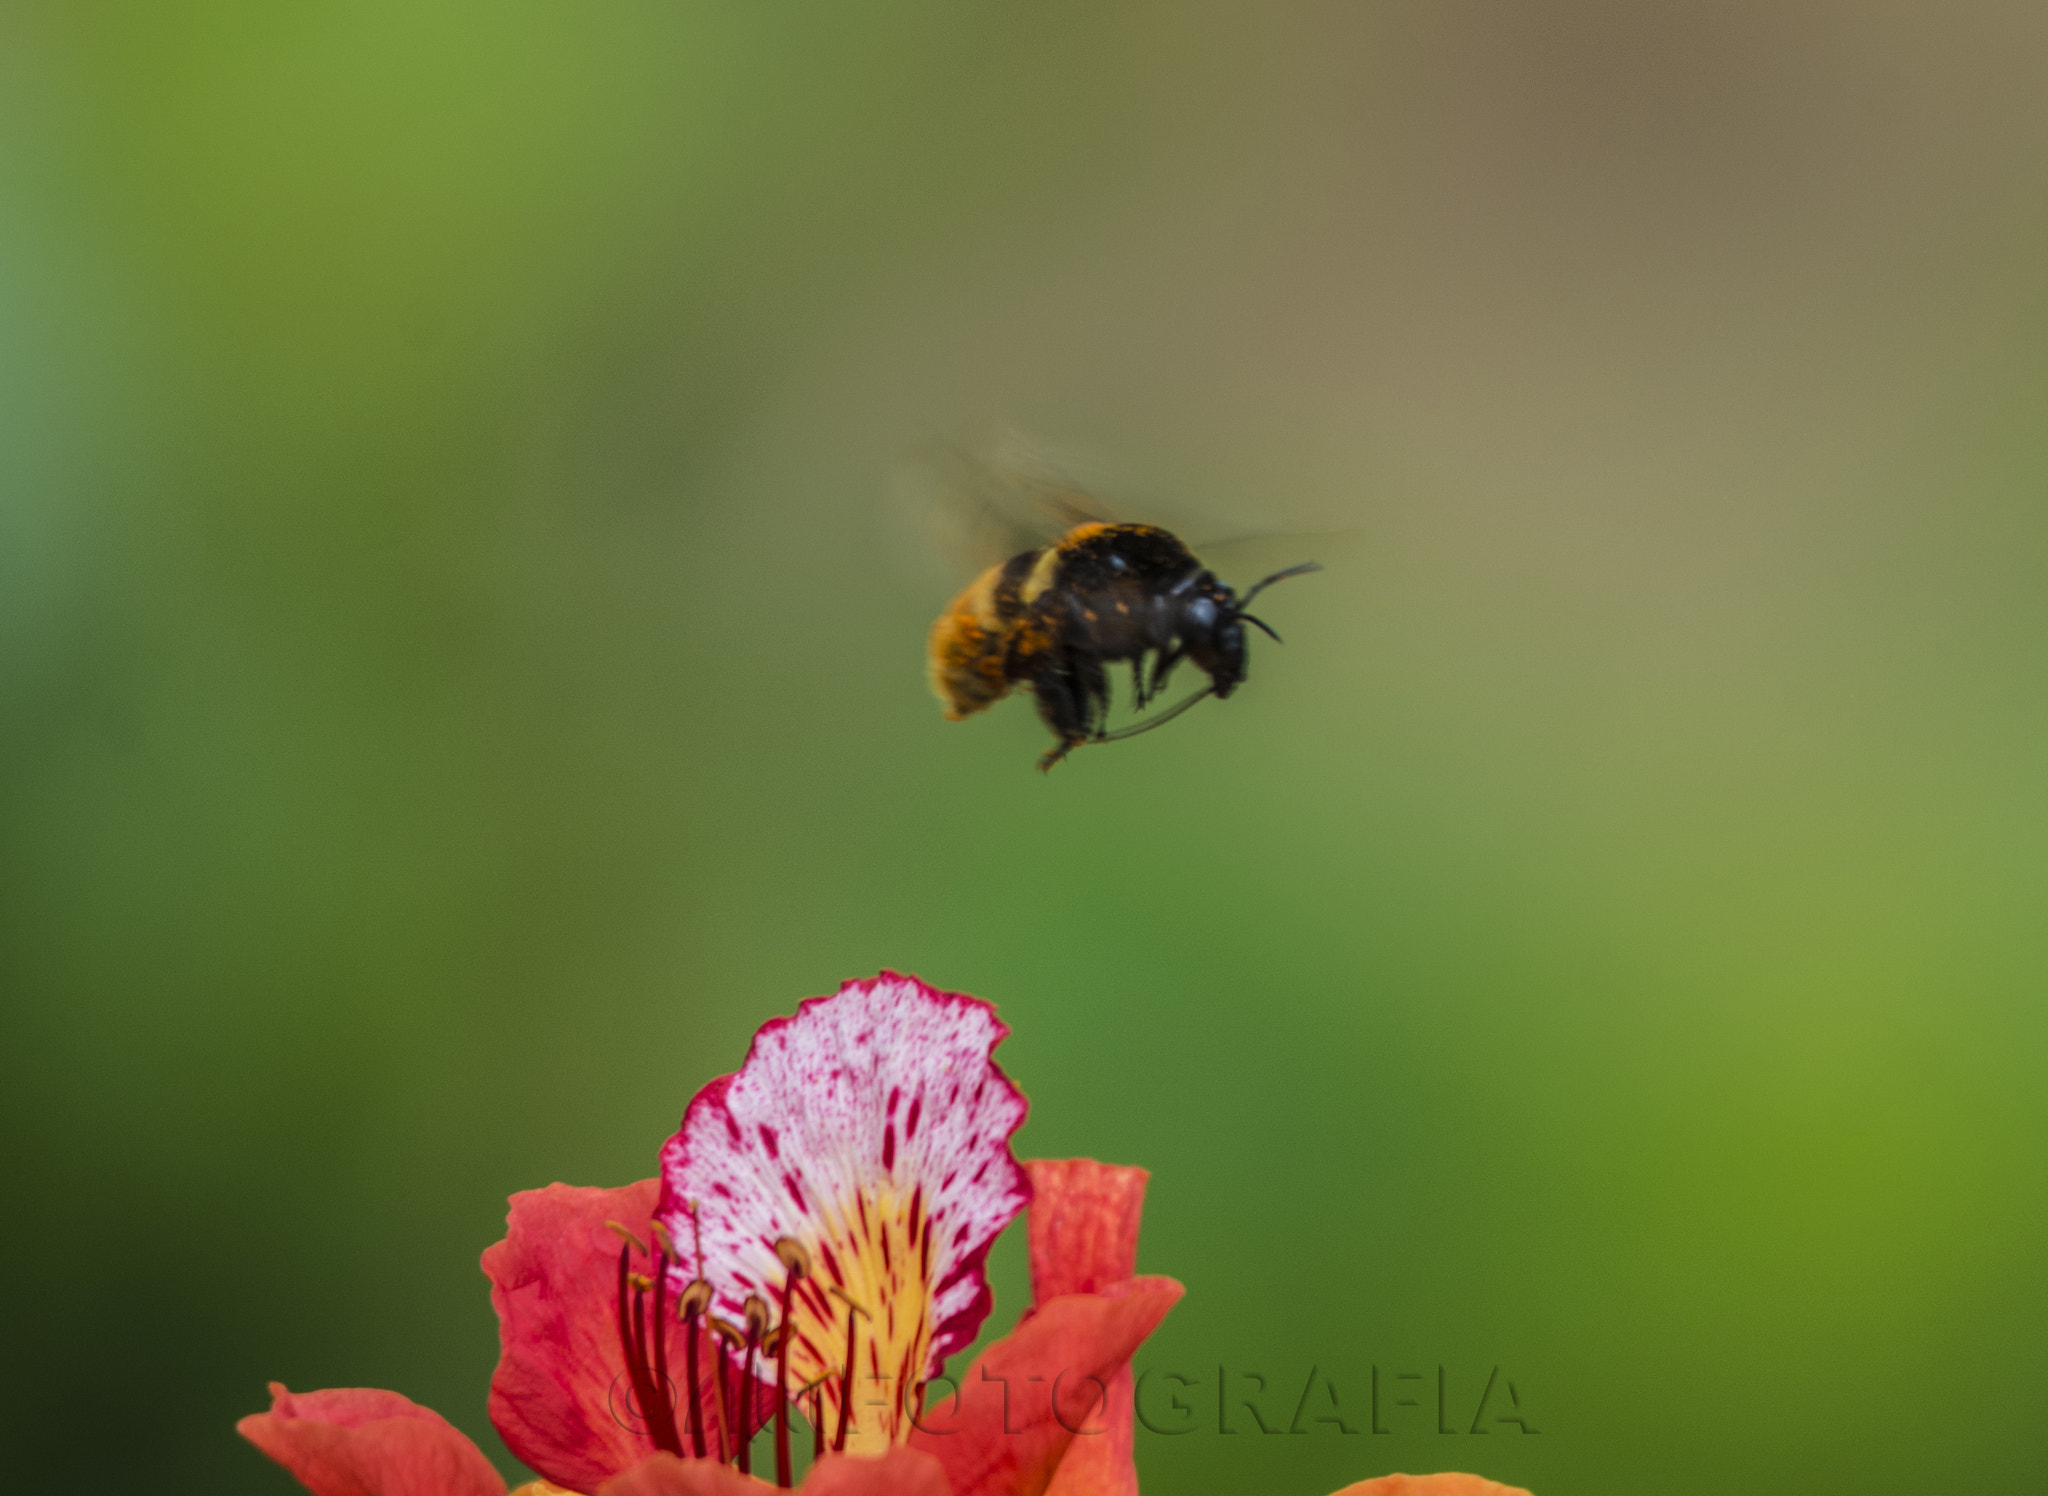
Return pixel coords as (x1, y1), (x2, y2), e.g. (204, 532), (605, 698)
(605, 1220), (648, 1254)
(773, 1237), (812, 1281)
(676, 1279), (713, 1320)
(628, 1272), (656, 1291)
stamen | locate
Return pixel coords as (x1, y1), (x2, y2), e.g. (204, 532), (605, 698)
(737, 1295), (769, 1476)
(828, 1290), (869, 1454)
(677, 1279), (712, 1459)
(826, 1285), (870, 1316)
(605, 1220), (649, 1254)
(647, 1247), (682, 1456)
(768, 1325), (794, 1486)
(793, 1372), (831, 1465)
(773, 1239), (809, 1488)
(614, 1245), (662, 1454)
(627, 1270), (651, 1410)
(710, 1317), (744, 1463)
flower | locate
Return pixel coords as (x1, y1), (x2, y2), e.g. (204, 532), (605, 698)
(647, 973), (1184, 1490)
(240, 973), (1183, 1496)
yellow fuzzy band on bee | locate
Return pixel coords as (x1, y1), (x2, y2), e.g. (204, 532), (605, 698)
(927, 564), (1013, 718)
(1020, 523), (1113, 604)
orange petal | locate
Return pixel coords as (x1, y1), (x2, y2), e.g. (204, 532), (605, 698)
(1328, 1476), (1535, 1496)
(1025, 1160), (1147, 1300)
(595, 1449), (949, 1496)
(1024, 1160), (1148, 1496)
(802, 1449), (953, 1496)
(484, 1181), (742, 1492)
(237, 1382), (505, 1496)
(596, 1453), (772, 1496)
(908, 1277), (1182, 1496)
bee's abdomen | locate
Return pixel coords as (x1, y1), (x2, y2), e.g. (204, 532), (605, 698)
(927, 551), (1036, 720)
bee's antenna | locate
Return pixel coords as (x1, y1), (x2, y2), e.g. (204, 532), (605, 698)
(1236, 560), (1322, 609)
(1240, 614), (1282, 643)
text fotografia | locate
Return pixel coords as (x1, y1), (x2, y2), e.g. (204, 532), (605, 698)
(1135, 1365), (1536, 1436)
(609, 1363), (1536, 1440)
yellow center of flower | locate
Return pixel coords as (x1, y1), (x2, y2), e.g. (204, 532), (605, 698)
(782, 1183), (936, 1456)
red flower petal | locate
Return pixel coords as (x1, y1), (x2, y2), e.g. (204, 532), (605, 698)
(1025, 1160), (1147, 1301)
(1023, 1160), (1148, 1496)
(801, 1449), (952, 1496)
(237, 1382), (504, 1496)
(595, 1453), (769, 1496)
(594, 1449), (948, 1496)
(484, 1180), (743, 1492)
(1328, 1477), (1534, 1496)
(907, 1277), (1182, 1496)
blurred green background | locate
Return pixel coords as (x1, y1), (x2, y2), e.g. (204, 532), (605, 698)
(5, 4), (2048, 1492)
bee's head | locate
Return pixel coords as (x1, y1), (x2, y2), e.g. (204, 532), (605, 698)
(1181, 561), (1320, 698)
(1182, 588), (1248, 697)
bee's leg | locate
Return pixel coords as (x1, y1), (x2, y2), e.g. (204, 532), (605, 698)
(1074, 650), (1112, 740)
(1029, 658), (1092, 770)
(1149, 644), (1185, 702)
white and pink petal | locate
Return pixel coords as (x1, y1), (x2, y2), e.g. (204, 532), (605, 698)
(656, 972), (1030, 1454)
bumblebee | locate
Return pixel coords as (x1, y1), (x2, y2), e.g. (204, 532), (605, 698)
(928, 519), (1319, 769)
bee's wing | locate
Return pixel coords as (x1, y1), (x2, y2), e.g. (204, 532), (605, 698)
(975, 426), (1120, 532)
(1188, 524), (1364, 559)
(893, 426), (1359, 585)
(891, 432), (1120, 581)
